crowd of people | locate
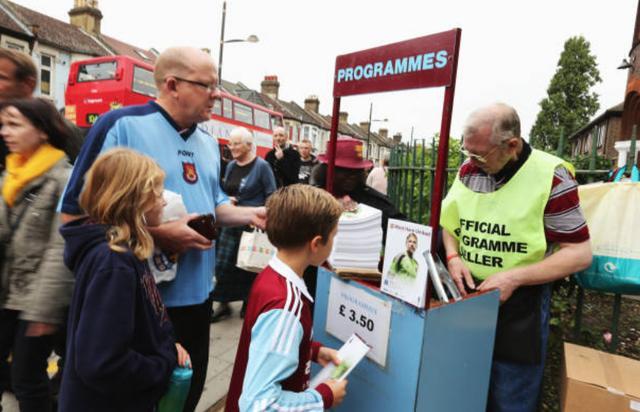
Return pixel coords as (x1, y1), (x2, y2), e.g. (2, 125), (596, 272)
(0, 44), (592, 412)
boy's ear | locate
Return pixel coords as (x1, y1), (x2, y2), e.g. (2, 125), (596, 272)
(309, 235), (324, 252)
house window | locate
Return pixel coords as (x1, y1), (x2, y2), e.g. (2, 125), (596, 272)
(40, 54), (53, 96)
(303, 125), (310, 139)
(597, 125), (606, 148)
(5, 41), (24, 52)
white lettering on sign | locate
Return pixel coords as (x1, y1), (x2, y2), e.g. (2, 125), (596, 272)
(336, 50), (448, 83)
(326, 277), (391, 367)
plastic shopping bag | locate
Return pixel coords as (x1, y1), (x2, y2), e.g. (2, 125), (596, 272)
(574, 166), (640, 294)
(149, 190), (188, 283)
(236, 229), (276, 273)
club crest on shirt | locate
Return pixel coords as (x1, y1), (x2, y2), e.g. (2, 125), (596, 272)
(182, 162), (198, 184)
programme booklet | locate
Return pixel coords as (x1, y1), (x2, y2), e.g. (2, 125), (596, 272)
(381, 219), (432, 307)
(309, 334), (370, 388)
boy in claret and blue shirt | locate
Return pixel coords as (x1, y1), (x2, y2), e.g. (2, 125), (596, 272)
(226, 184), (348, 412)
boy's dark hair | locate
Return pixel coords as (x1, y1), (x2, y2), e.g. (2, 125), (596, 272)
(266, 184), (342, 249)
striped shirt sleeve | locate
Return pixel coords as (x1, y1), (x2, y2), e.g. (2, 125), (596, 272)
(543, 166), (590, 243)
(239, 284), (328, 412)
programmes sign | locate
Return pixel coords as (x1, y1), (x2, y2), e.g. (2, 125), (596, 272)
(333, 29), (459, 97)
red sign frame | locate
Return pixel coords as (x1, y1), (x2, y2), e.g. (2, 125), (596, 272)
(325, 28), (461, 309)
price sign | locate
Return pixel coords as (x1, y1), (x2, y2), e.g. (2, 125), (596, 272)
(326, 277), (391, 366)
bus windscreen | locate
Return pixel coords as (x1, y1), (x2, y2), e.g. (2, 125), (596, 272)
(77, 61), (117, 82)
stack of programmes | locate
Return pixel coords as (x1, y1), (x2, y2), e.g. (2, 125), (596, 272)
(328, 203), (383, 271)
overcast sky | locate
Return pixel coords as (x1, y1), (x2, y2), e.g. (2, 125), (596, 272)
(13, 0), (638, 143)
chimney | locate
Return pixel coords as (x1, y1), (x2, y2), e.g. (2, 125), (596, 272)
(304, 95), (320, 113)
(378, 128), (389, 139)
(393, 133), (402, 143)
(359, 121), (370, 132)
(68, 0), (103, 35)
(339, 111), (349, 125)
(261, 75), (280, 100)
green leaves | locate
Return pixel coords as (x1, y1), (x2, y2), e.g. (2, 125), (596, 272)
(530, 36), (602, 154)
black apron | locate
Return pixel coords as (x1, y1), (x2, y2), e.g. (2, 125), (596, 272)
(492, 284), (544, 364)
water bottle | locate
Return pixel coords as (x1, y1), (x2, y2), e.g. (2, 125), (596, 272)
(157, 367), (192, 412)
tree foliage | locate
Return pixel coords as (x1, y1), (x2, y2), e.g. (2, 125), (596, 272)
(530, 36), (602, 153)
(389, 135), (461, 224)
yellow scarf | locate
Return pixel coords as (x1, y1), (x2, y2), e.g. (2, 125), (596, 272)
(3, 143), (65, 207)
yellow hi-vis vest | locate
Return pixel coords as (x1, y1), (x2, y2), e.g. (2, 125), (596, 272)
(440, 149), (572, 280)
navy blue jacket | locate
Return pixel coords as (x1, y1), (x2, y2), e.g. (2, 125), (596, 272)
(58, 218), (177, 412)
(225, 157), (276, 206)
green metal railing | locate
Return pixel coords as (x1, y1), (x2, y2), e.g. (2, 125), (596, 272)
(388, 127), (638, 353)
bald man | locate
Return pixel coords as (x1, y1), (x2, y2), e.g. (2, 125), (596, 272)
(59, 47), (266, 412)
(265, 126), (301, 187)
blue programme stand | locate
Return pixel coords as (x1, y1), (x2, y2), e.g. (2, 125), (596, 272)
(312, 269), (500, 411)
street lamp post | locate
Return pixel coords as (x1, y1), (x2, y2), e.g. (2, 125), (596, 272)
(365, 102), (388, 160)
(218, 0), (259, 82)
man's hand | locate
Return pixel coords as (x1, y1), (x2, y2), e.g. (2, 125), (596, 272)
(148, 213), (212, 255)
(250, 206), (267, 230)
(447, 256), (475, 295)
(274, 145), (284, 160)
(25, 322), (58, 337)
(478, 270), (520, 303)
(325, 379), (348, 407)
(317, 347), (341, 367)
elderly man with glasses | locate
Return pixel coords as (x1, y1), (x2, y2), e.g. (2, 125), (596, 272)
(440, 103), (592, 412)
(59, 47), (266, 412)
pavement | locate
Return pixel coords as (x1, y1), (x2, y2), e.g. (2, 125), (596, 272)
(1, 301), (244, 412)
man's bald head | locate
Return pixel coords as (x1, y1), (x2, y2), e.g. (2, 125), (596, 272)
(463, 103), (521, 145)
(153, 47), (217, 87)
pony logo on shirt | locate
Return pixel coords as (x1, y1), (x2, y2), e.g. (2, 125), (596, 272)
(182, 162), (198, 184)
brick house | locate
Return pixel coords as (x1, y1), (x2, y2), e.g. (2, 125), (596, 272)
(568, 102), (623, 163)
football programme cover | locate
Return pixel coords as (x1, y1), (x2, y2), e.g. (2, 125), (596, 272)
(381, 219), (432, 307)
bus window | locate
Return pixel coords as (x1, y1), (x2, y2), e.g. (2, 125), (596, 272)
(77, 61), (117, 82)
(223, 98), (233, 119)
(254, 109), (270, 130)
(271, 115), (283, 129)
(213, 99), (222, 116)
(234, 102), (253, 125)
(132, 66), (157, 97)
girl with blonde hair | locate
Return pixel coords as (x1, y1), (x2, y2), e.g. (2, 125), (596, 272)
(59, 148), (190, 412)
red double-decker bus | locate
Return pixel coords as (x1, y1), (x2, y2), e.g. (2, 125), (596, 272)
(64, 55), (283, 157)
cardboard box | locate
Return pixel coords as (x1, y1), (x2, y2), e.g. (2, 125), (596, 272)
(562, 342), (640, 412)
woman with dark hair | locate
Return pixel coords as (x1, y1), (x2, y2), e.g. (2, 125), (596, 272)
(0, 98), (74, 411)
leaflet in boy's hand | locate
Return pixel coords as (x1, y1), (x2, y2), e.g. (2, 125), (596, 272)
(310, 334), (370, 389)
(381, 219), (432, 307)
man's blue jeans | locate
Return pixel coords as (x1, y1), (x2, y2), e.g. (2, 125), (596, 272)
(487, 285), (551, 412)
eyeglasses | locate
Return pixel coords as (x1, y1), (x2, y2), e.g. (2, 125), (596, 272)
(171, 76), (218, 94)
(460, 145), (501, 164)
